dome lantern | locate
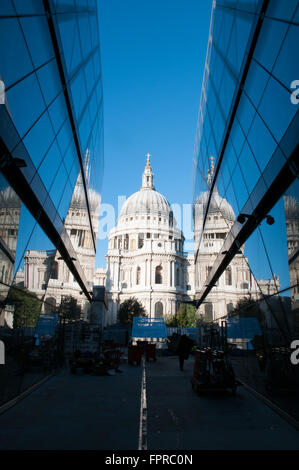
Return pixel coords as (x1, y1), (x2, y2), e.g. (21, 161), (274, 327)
(141, 153), (155, 190)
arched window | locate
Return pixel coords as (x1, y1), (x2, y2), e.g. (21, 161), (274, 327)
(136, 266), (141, 285)
(225, 266), (232, 285)
(50, 261), (58, 280)
(176, 266), (180, 286)
(138, 233), (144, 249)
(44, 297), (56, 314)
(124, 234), (129, 250)
(155, 265), (162, 284)
(155, 302), (163, 318)
(204, 302), (213, 322)
(206, 266), (212, 278)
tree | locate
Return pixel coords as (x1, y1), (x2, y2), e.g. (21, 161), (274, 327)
(230, 296), (260, 319)
(60, 295), (81, 321)
(117, 297), (147, 325)
(6, 286), (42, 328)
(165, 304), (198, 327)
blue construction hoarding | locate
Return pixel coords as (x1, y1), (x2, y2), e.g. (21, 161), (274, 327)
(36, 314), (59, 336)
(132, 317), (167, 338)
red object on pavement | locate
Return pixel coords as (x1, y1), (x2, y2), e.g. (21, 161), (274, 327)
(128, 345), (143, 365)
(146, 343), (156, 362)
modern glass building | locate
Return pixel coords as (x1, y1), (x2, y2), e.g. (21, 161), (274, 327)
(0, 0), (103, 403)
(193, 0), (299, 414)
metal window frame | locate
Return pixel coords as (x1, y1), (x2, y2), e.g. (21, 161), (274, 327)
(43, 0), (97, 254)
(194, 0), (269, 264)
(195, 111), (299, 309)
(0, 105), (92, 302)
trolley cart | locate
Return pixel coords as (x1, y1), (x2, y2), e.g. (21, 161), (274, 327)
(128, 344), (143, 365)
(104, 348), (122, 372)
(191, 348), (240, 395)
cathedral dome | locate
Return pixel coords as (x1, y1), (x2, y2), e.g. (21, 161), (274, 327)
(119, 153), (172, 218)
(3, 186), (21, 208)
(120, 188), (171, 217)
(195, 190), (235, 222)
(284, 195), (299, 220)
(70, 178), (100, 214)
(194, 156), (235, 222)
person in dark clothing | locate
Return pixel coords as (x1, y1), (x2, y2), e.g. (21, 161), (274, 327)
(177, 335), (194, 371)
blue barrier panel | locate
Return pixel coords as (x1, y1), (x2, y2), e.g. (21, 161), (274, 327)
(227, 317), (262, 350)
(132, 317), (167, 338)
(36, 314), (59, 336)
(227, 317), (261, 339)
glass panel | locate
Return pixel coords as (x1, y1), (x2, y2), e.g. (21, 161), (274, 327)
(20, 16), (55, 68)
(36, 60), (62, 107)
(254, 17), (288, 73)
(13, 0), (46, 15)
(0, 18), (32, 89)
(266, 0), (298, 21)
(237, 139), (261, 195)
(0, 0), (14, 15)
(272, 25), (299, 93)
(246, 112), (277, 173)
(6, 73), (45, 138)
(229, 118), (245, 160)
(230, 163), (249, 209)
(48, 93), (68, 135)
(244, 60), (269, 111)
(37, 140), (62, 191)
(258, 77), (297, 145)
(56, 13), (77, 74)
(22, 111), (55, 169)
(57, 181), (73, 221)
(48, 162), (68, 209)
(0, 0), (104, 411)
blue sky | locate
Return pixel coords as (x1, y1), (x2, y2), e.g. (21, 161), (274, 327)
(95, 0), (212, 267)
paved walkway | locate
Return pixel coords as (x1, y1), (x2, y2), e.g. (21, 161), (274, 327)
(0, 355), (298, 450)
(146, 356), (299, 450)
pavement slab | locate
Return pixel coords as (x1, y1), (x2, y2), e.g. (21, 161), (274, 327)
(0, 354), (298, 450)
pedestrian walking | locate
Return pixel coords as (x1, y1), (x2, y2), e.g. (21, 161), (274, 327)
(177, 335), (194, 371)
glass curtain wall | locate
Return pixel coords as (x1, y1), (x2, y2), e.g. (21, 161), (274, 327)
(193, 0), (299, 418)
(0, 0), (103, 405)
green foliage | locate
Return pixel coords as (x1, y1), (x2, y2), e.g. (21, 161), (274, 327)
(60, 295), (81, 321)
(165, 304), (199, 327)
(230, 296), (260, 319)
(6, 286), (42, 328)
(117, 297), (147, 325)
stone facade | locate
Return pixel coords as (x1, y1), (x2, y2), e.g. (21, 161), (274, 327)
(101, 156), (277, 325)
(18, 155), (278, 327)
(103, 155), (186, 324)
(16, 161), (100, 321)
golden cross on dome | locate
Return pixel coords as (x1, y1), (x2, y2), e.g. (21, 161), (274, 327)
(145, 152), (152, 165)
(210, 155), (214, 174)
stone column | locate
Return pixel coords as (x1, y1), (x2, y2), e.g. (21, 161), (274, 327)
(141, 262), (145, 287)
(171, 261), (175, 287)
(147, 259), (151, 288)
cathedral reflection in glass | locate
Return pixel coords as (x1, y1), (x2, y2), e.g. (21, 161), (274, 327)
(193, 0), (299, 416)
(0, 0), (103, 404)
